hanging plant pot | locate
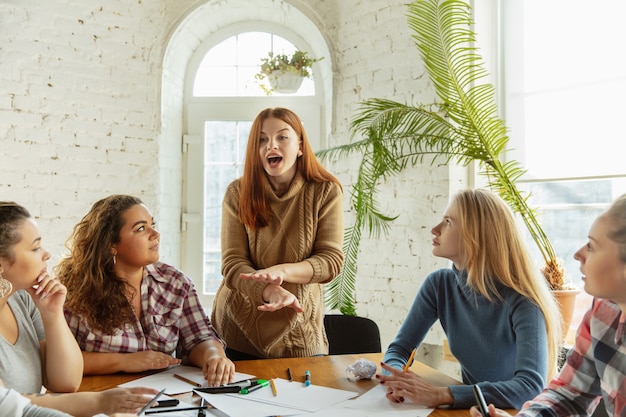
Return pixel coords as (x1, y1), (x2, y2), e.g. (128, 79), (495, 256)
(268, 70), (305, 94)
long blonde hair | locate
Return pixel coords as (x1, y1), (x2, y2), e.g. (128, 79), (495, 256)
(453, 188), (561, 377)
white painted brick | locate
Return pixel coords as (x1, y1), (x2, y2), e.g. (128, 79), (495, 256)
(0, 0), (465, 376)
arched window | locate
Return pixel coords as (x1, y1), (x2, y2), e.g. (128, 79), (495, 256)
(181, 30), (324, 307)
(192, 32), (315, 97)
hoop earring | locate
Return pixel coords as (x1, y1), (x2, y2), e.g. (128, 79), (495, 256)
(0, 272), (12, 298)
(113, 255), (117, 265)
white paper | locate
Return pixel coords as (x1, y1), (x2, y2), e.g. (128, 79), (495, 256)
(119, 365), (256, 395)
(343, 384), (433, 416)
(198, 378), (358, 417)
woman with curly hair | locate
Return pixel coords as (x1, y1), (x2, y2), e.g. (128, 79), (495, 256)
(0, 201), (158, 416)
(56, 195), (234, 386)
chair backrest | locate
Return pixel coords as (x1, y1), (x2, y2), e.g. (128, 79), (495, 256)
(323, 314), (382, 355)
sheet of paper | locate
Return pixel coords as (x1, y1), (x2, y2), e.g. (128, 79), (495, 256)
(119, 365), (256, 395)
(197, 377), (358, 417)
(197, 392), (301, 417)
(343, 384), (433, 416)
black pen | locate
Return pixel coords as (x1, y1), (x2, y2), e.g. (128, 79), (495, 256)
(154, 399), (179, 408)
(145, 405), (208, 415)
(287, 368), (293, 381)
(197, 398), (206, 417)
(194, 386), (241, 394)
(472, 385), (489, 417)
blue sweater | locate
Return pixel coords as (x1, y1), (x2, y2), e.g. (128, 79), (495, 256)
(383, 267), (548, 409)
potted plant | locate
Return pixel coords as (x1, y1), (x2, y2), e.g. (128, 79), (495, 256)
(318, 0), (578, 336)
(255, 50), (323, 95)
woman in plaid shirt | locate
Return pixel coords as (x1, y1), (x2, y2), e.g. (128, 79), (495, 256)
(57, 195), (235, 387)
(471, 194), (626, 416)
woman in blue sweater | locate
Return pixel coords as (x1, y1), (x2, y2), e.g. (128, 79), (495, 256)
(377, 189), (561, 410)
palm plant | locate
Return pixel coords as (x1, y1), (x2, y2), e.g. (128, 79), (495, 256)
(318, 0), (565, 315)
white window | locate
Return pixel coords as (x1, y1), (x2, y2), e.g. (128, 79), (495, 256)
(500, 0), (626, 337)
(182, 31), (322, 308)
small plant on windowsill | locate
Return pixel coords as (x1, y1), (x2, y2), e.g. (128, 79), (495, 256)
(254, 50), (323, 95)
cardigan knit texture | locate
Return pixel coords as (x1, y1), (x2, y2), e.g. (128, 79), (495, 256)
(211, 173), (344, 358)
(383, 267), (549, 409)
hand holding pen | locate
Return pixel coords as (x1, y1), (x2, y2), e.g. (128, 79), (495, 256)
(376, 359), (454, 407)
(403, 348), (417, 372)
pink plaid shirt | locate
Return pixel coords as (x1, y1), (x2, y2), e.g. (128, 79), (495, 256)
(519, 298), (625, 416)
(65, 262), (223, 359)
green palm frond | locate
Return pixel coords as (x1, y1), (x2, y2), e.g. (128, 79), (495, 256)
(318, 0), (564, 314)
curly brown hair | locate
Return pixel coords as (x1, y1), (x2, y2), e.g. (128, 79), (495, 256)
(56, 195), (143, 334)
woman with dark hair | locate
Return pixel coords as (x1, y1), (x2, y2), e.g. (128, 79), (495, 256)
(0, 201), (157, 416)
(57, 195), (234, 386)
(211, 107), (344, 359)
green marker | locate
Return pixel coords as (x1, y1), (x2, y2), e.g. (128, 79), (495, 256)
(240, 379), (269, 394)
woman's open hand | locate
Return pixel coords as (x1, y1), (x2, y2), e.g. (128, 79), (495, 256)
(375, 362), (453, 408)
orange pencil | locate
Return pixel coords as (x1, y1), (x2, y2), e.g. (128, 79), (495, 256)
(173, 373), (202, 387)
(403, 348), (417, 372)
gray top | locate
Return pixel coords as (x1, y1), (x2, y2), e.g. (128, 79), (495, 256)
(0, 387), (70, 417)
(0, 290), (45, 394)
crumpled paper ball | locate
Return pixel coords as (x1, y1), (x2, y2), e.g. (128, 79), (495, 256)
(345, 358), (377, 380)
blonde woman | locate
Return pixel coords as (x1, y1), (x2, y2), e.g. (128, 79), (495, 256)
(377, 189), (560, 410)
(471, 194), (626, 417)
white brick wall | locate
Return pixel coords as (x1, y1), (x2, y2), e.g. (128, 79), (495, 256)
(0, 0), (464, 378)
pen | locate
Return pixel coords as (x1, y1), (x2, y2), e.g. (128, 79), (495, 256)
(221, 378), (257, 389)
(197, 398), (206, 417)
(287, 368), (293, 381)
(145, 406), (208, 415)
(174, 373), (202, 387)
(240, 379), (270, 394)
(403, 348), (417, 372)
(138, 388), (166, 415)
(194, 386), (241, 394)
(472, 385), (489, 417)
(269, 378), (278, 396)
(304, 370), (311, 387)
(155, 399), (179, 408)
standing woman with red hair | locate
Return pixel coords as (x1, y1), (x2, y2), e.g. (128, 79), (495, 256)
(211, 107), (344, 360)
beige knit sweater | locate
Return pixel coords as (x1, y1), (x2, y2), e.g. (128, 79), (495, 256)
(211, 173), (344, 358)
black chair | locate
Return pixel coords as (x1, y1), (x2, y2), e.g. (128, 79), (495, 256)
(323, 314), (382, 355)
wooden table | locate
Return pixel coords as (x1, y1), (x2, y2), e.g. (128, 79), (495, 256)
(79, 352), (475, 416)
